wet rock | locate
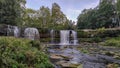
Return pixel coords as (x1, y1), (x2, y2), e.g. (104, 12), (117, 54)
(83, 61), (106, 68)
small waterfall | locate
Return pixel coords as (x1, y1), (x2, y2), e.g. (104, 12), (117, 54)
(13, 26), (20, 37)
(60, 30), (70, 45)
(7, 25), (12, 36)
(71, 30), (78, 45)
(50, 29), (54, 43)
(24, 28), (40, 40)
(7, 25), (20, 37)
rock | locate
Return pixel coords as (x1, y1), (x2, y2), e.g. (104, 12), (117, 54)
(107, 64), (119, 68)
(50, 54), (63, 60)
(59, 54), (73, 61)
(56, 61), (79, 68)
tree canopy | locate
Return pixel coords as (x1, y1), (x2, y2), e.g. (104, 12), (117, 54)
(77, 0), (120, 29)
(0, 0), (26, 26)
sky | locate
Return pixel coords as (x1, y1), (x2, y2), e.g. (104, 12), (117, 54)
(26, 0), (99, 22)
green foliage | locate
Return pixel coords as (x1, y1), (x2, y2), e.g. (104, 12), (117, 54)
(77, 0), (117, 29)
(77, 30), (90, 38)
(24, 3), (72, 30)
(79, 37), (102, 43)
(0, 37), (53, 68)
(104, 37), (120, 47)
(0, 0), (26, 26)
(117, 0), (120, 15)
(77, 29), (120, 38)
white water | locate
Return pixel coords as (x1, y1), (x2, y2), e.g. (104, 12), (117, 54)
(59, 30), (78, 45)
(7, 25), (12, 36)
(60, 30), (70, 45)
(13, 26), (20, 37)
(24, 28), (40, 40)
(71, 30), (78, 45)
(7, 25), (20, 37)
(50, 29), (54, 43)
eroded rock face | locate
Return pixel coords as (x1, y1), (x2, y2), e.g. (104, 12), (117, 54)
(24, 28), (40, 40)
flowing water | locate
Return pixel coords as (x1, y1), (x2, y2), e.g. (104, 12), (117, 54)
(13, 26), (20, 37)
(50, 29), (55, 43)
(71, 30), (78, 45)
(60, 30), (70, 45)
(59, 30), (78, 45)
(24, 28), (40, 40)
(7, 25), (20, 37)
(48, 45), (120, 68)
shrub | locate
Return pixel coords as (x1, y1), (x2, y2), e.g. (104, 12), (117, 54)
(79, 37), (102, 43)
(0, 37), (53, 68)
(104, 37), (120, 47)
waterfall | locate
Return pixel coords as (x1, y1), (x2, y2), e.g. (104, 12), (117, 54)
(24, 28), (40, 40)
(50, 29), (54, 43)
(7, 25), (20, 37)
(71, 30), (78, 45)
(59, 30), (78, 45)
(13, 26), (20, 37)
(60, 30), (70, 45)
(7, 25), (12, 36)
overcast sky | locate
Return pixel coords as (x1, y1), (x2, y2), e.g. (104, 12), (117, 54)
(26, 0), (99, 22)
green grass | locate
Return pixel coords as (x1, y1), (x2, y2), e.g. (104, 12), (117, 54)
(0, 37), (53, 68)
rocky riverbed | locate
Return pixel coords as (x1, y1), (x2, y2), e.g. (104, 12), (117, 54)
(47, 43), (120, 68)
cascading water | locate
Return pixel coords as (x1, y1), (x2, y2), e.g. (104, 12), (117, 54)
(71, 30), (78, 45)
(13, 26), (20, 37)
(60, 30), (70, 45)
(24, 28), (40, 40)
(50, 29), (54, 43)
(7, 25), (12, 36)
(7, 25), (20, 37)
(59, 30), (78, 45)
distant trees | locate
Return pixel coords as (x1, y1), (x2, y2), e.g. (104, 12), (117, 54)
(0, 0), (26, 26)
(77, 0), (119, 29)
(24, 3), (71, 30)
(0, 0), (74, 30)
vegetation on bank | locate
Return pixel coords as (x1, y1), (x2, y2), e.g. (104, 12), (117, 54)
(104, 37), (120, 47)
(0, 37), (53, 68)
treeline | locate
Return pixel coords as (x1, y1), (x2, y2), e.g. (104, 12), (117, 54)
(77, 0), (120, 29)
(0, 0), (75, 30)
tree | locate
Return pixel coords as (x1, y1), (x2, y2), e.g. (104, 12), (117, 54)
(0, 0), (26, 26)
(116, 0), (120, 13)
(38, 6), (51, 28)
(51, 3), (69, 30)
(24, 8), (37, 27)
(97, 0), (115, 28)
(77, 0), (115, 29)
(77, 8), (97, 29)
